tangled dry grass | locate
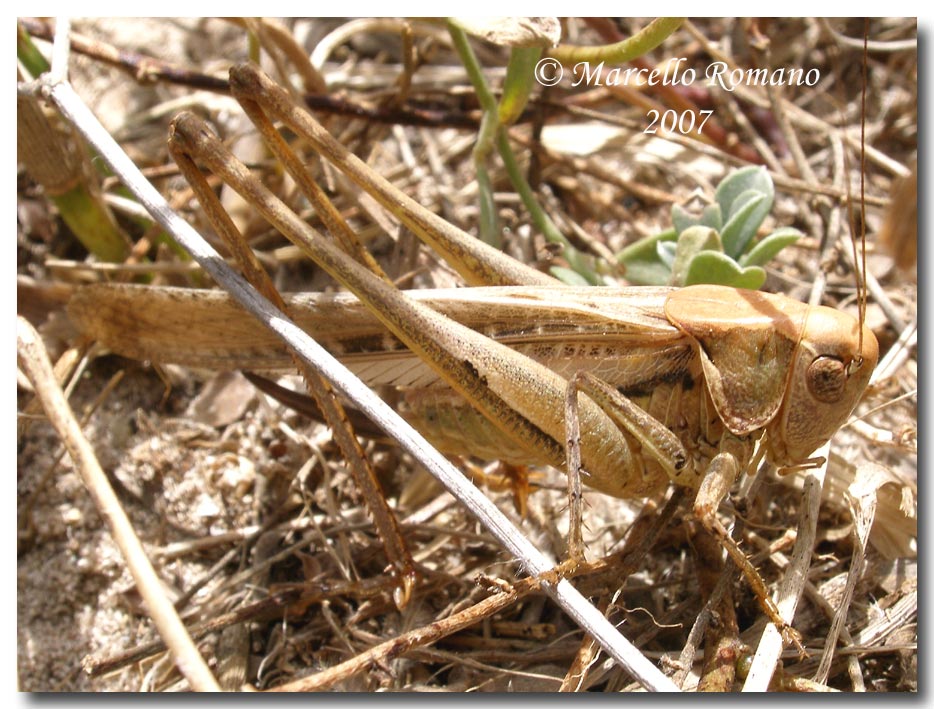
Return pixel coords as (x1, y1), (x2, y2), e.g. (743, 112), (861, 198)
(17, 18), (916, 692)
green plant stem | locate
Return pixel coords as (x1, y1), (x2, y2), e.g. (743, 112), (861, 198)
(499, 46), (541, 127)
(449, 22), (503, 246)
(53, 186), (130, 262)
(17, 22), (51, 77)
(447, 21), (499, 113)
(474, 163), (500, 247)
(20, 22), (149, 261)
(549, 17), (684, 64)
(17, 88), (130, 262)
(496, 130), (598, 283)
(473, 113), (502, 246)
(449, 20), (597, 281)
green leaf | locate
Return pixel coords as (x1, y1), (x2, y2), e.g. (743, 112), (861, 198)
(739, 227), (803, 267)
(715, 165), (773, 217)
(669, 225), (722, 286)
(475, 162), (501, 248)
(616, 228), (677, 285)
(619, 260), (672, 286)
(657, 240), (677, 269)
(617, 229), (676, 263)
(17, 23), (51, 78)
(53, 185), (130, 262)
(498, 47), (542, 127)
(549, 265), (593, 286)
(700, 203), (723, 230)
(720, 191), (769, 258)
(684, 252), (767, 289)
(624, 263), (671, 285)
(670, 203), (698, 235)
(671, 202), (722, 235)
(561, 247), (603, 285)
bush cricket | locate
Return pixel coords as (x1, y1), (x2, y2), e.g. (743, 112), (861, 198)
(68, 64), (878, 667)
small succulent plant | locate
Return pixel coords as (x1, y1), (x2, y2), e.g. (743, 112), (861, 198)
(618, 166), (802, 290)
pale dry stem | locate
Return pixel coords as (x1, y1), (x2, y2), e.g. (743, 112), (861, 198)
(17, 317), (220, 692)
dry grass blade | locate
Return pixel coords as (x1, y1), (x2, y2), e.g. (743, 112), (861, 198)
(17, 317), (220, 692)
(742, 448), (827, 691)
(812, 464), (889, 683)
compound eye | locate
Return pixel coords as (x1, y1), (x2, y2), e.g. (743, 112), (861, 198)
(806, 356), (847, 403)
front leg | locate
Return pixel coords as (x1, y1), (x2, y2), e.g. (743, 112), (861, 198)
(563, 372), (687, 563)
(693, 434), (805, 654)
(566, 374), (804, 652)
(567, 372), (690, 489)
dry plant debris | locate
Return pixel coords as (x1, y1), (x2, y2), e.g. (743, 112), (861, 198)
(17, 17), (916, 692)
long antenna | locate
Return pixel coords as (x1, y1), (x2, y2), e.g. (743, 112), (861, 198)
(859, 18), (869, 359)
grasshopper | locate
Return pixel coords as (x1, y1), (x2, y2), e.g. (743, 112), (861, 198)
(70, 282), (877, 498)
(68, 64), (877, 646)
